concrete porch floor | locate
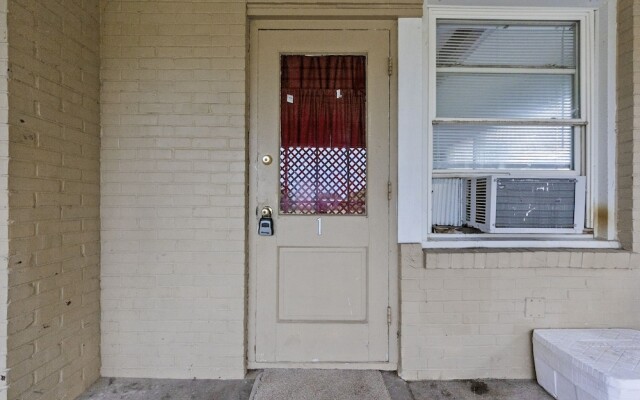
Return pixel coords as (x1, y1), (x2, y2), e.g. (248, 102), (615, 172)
(77, 371), (554, 400)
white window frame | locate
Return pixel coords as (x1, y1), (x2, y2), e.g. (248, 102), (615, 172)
(420, 6), (618, 249)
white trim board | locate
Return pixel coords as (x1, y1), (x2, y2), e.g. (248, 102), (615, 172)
(397, 18), (422, 243)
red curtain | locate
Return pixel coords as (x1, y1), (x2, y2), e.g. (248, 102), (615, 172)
(280, 55), (366, 149)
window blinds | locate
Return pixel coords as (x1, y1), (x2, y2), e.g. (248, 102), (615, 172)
(434, 22), (579, 171)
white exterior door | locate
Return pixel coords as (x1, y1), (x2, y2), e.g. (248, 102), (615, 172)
(252, 28), (391, 365)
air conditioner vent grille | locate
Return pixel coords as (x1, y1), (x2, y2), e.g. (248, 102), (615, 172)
(465, 179), (472, 222)
(475, 178), (488, 224)
(495, 178), (577, 229)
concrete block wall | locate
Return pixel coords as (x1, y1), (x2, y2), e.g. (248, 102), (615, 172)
(399, 245), (640, 380)
(6, 1), (101, 399)
(100, 0), (247, 379)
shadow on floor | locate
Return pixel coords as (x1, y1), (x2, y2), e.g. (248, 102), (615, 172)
(78, 373), (553, 400)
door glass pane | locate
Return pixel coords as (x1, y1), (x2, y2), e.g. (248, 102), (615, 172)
(279, 55), (367, 215)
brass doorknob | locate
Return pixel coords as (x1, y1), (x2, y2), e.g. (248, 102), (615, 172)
(262, 155), (273, 165)
(261, 206), (273, 217)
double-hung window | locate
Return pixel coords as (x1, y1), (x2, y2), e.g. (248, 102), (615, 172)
(421, 7), (616, 247)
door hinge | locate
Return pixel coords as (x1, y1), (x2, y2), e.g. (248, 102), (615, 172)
(387, 306), (392, 325)
(388, 181), (392, 201)
(388, 58), (393, 76)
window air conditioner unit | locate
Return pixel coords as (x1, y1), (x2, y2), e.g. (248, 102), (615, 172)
(463, 176), (586, 234)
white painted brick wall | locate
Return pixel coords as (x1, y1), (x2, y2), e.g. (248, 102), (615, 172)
(100, 0), (247, 379)
(0, 1), (8, 399)
(6, 0), (101, 399)
(399, 244), (640, 380)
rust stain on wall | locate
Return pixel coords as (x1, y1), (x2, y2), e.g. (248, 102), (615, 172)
(596, 205), (608, 232)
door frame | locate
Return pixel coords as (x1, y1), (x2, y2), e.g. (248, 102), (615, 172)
(247, 19), (399, 370)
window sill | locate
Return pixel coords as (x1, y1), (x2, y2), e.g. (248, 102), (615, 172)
(423, 235), (620, 250)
